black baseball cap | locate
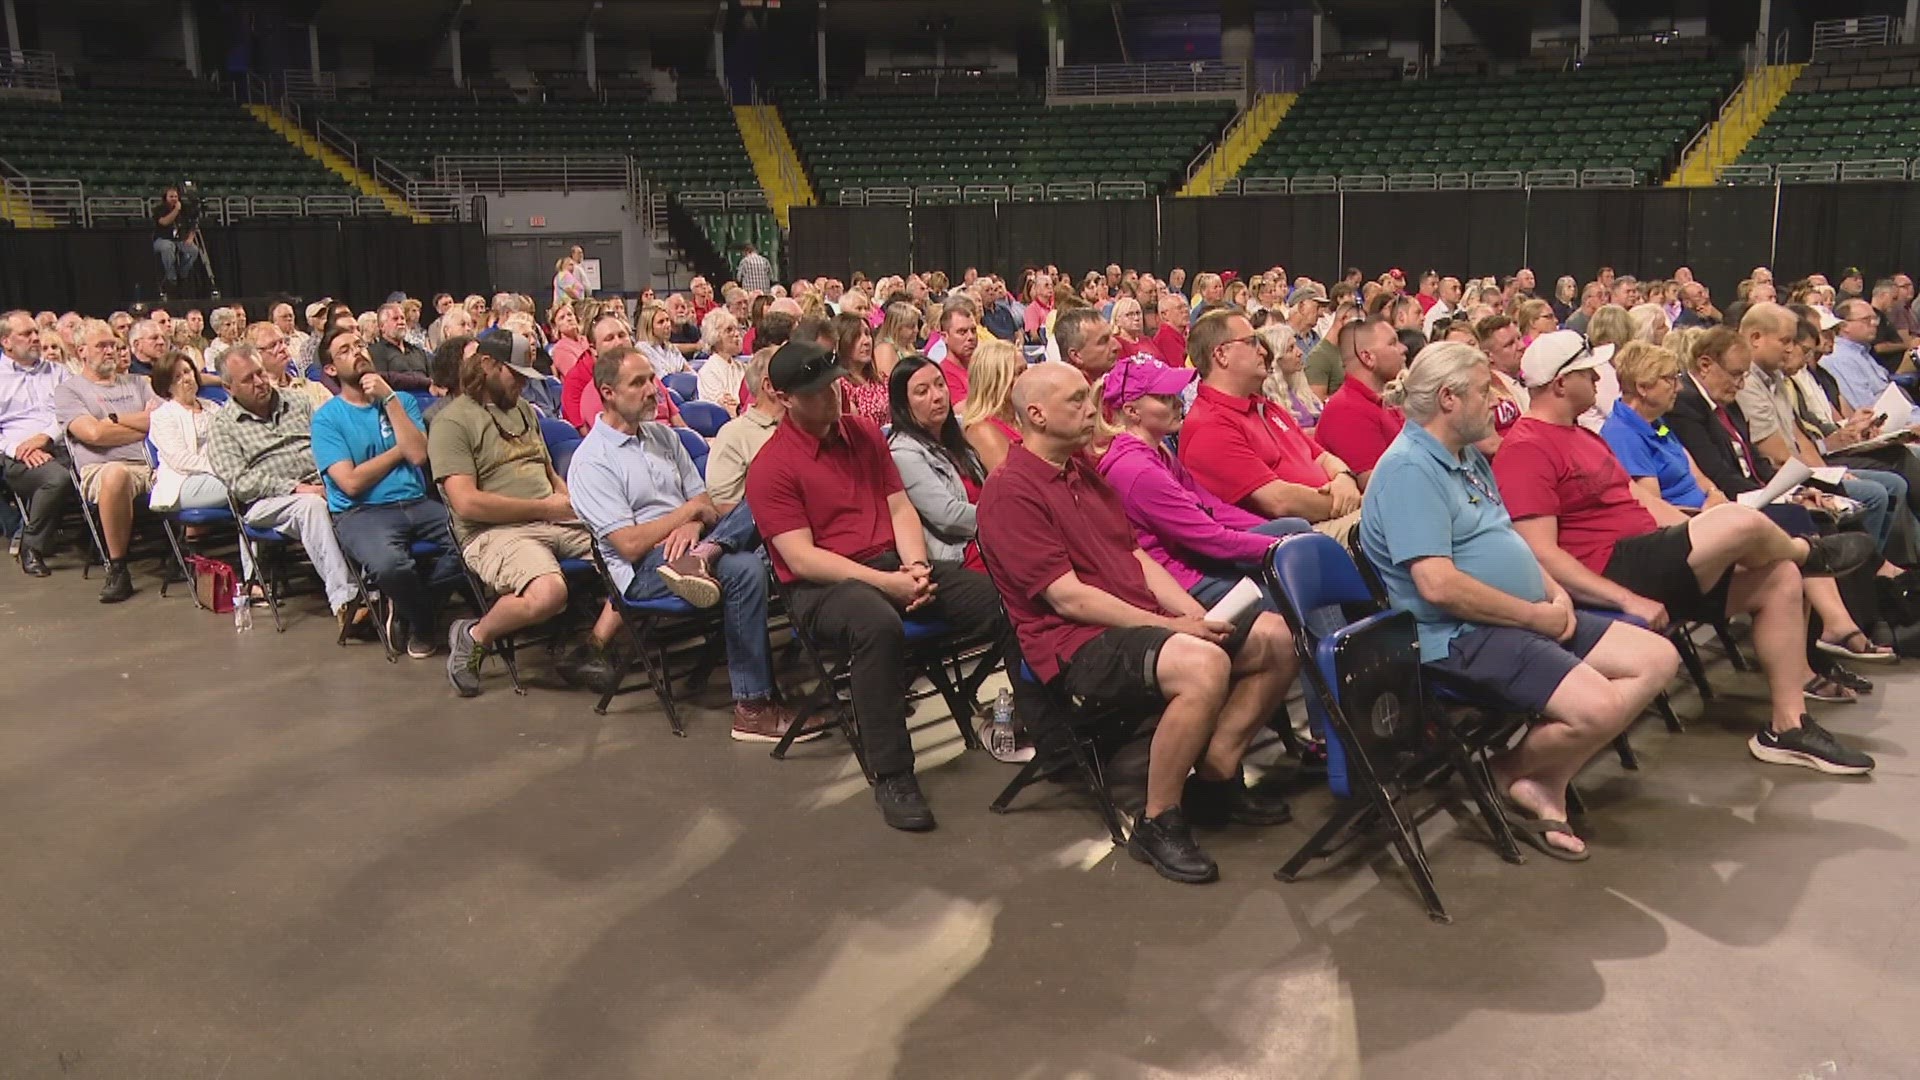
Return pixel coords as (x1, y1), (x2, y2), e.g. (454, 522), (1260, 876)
(768, 340), (845, 394)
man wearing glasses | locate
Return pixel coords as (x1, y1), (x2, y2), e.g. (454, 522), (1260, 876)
(1180, 311), (1366, 541)
(429, 335), (621, 697)
(1494, 330), (1880, 776)
(1822, 299), (1901, 413)
(0, 310), (74, 577)
(55, 320), (163, 603)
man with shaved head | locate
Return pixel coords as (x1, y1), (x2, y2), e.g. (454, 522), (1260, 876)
(979, 362), (1300, 885)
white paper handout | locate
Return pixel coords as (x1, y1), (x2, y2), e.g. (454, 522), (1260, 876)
(1204, 578), (1265, 623)
(1736, 458), (1811, 509)
(1872, 382), (1912, 431)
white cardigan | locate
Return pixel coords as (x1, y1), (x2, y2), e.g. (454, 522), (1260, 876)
(148, 397), (222, 509)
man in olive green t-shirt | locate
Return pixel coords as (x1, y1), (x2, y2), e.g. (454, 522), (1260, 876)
(426, 335), (620, 697)
(1303, 301), (1359, 398)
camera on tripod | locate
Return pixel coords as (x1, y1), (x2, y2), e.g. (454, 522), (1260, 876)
(176, 179), (204, 234)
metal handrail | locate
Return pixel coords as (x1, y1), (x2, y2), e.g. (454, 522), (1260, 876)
(313, 115), (362, 171)
(431, 153), (634, 194)
(0, 49), (61, 102)
(1046, 60), (1248, 103)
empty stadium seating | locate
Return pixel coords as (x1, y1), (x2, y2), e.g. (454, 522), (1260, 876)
(309, 98), (759, 193)
(1740, 48), (1920, 168)
(778, 90), (1233, 200)
(0, 77), (358, 201)
(1241, 60), (1741, 184)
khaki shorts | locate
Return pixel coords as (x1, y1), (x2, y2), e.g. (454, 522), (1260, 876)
(462, 521), (593, 596)
(79, 461), (154, 503)
(1311, 508), (1363, 546)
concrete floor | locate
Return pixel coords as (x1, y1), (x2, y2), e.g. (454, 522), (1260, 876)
(2, 558), (1916, 1079)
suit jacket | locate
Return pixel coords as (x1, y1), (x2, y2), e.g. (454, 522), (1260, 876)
(1665, 376), (1772, 499)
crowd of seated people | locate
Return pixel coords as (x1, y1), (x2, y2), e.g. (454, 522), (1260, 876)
(5, 252), (1920, 884)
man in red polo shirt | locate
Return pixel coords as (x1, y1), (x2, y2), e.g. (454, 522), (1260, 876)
(978, 362), (1297, 885)
(1314, 317), (1408, 479)
(1178, 310), (1365, 538)
(745, 340), (1005, 831)
(936, 301), (980, 405)
(1493, 332), (1878, 776)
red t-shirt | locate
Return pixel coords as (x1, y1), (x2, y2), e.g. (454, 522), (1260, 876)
(1152, 324), (1189, 367)
(744, 415), (904, 583)
(978, 445), (1168, 683)
(1115, 335), (1158, 363)
(1414, 292), (1438, 314)
(939, 355), (972, 404)
(1177, 382), (1330, 509)
(1314, 377), (1404, 474)
(1492, 416), (1657, 574)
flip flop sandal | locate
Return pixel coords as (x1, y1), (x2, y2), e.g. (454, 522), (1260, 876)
(1802, 675), (1858, 704)
(1816, 630), (1897, 663)
(1498, 794), (1590, 862)
(1828, 665), (1875, 694)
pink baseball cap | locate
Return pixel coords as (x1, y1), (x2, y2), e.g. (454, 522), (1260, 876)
(1103, 357), (1196, 409)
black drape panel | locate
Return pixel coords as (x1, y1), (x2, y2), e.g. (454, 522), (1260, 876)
(0, 222), (487, 315)
(1159, 195), (1337, 283)
(1681, 187), (1773, 302)
(1774, 182), (1920, 288)
(790, 205), (910, 282)
(998, 200), (1157, 282)
(911, 205), (1001, 280)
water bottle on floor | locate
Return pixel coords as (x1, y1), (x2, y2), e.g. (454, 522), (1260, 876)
(987, 688), (1017, 759)
(233, 586), (252, 632)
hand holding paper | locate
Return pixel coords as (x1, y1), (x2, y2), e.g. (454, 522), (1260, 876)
(1736, 459), (1811, 509)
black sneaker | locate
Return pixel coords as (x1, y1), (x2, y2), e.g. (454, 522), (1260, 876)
(873, 773), (936, 831)
(1183, 770), (1294, 830)
(1127, 806), (1219, 883)
(98, 562), (134, 604)
(556, 643), (620, 692)
(1749, 716), (1875, 775)
(1800, 533), (1878, 578)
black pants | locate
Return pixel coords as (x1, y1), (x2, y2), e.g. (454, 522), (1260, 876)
(787, 554), (1003, 780)
(1, 443), (74, 557)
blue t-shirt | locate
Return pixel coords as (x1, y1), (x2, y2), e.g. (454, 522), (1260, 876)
(1360, 420), (1548, 662)
(1599, 398), (1704, 508)
(310, 394), (429, 513)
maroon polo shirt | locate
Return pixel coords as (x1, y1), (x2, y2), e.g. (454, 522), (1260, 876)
(977, 444), (1170, 683)
(745, 414), (904, 584)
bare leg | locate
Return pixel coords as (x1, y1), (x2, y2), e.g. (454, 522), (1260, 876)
(1685, 504), (1805, 593)
(1145, 636), (1231, 818)
(589, 601), (623, 648)
(1493, 623), (1680, 855)
(1804, 577), (1863, 641)
(1725, 562), (1812, 733)
(95, 466), (134, 559)
(472, 574), (568, 647)
(1199, 613), (1300, 780)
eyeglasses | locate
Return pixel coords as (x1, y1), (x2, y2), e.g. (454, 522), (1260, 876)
(1547, 333), (1595, 380)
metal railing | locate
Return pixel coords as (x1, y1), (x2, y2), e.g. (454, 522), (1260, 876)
(1234, 168), (1640, 194)
(1813, 15), (1892, 57)
(281, 69), (337, 103)
(1045, 60), (1249, 104)
(1676, 62), (1774, 183)
(431, 153), (634, 194)
(73, 192), (404, 226)
(1525, 169), (1580, 189)
(0, 49), (61, 102)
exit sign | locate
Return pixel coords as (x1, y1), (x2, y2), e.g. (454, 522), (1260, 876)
(529, 215), (546, 227)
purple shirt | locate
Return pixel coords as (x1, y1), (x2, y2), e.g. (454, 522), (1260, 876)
(1095, 430), (1279, 589)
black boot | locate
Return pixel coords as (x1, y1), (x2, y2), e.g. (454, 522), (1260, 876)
(98, 560), (135, 604)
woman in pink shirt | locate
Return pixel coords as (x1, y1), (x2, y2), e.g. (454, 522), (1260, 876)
(959, 339), (1026, 474)
(547, 300), (591, 379)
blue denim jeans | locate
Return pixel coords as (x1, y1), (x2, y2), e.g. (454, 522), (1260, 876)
(622, 503), (773, 701)
(332, 497), (465, 633)
(1843, 469), (1908, 554)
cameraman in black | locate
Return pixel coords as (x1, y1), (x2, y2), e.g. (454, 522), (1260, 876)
(153, 185), (204, 298)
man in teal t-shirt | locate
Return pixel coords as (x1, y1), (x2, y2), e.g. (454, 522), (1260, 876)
(311, 324), (464, 658)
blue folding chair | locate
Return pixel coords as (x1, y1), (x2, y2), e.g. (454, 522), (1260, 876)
(663, 372), (699, 403)
(229, 492), (297, 632)
(448, 542), (604, 695)
(342, 538), (460, 661)
(679, 400), (729, 438)
(675, 427), (710, 479)
(584, 544), (729, 734)
(145, 439), (237, 606)
(538, 416), (584, 477)
(1266, 532), (1525, 924)
(197, 386), (230, 405)
(59, 435), (163, 580)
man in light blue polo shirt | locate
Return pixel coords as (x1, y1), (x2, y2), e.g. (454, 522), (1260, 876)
(1821, 298), (1899, 412)
(1359, 341), (1680, 861)
(567, 344), (808, 745)
(311, 324), (464, 659)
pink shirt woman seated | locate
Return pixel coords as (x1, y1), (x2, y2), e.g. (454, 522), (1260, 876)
(1094, 357), (1307, 608)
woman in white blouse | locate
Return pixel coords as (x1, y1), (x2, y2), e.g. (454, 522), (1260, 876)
(147, 351), (232, 513)
(695, 307), (746, 416)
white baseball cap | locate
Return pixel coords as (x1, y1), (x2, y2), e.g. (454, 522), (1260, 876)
(1520, 330), (1615, 388)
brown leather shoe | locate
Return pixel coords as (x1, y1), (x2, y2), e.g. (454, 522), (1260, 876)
(731, 700), (825, 743)
(657, 553), (722, 608)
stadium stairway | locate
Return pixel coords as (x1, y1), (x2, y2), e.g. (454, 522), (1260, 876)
(1668, 63), (1803, 186)
(0, 186), (55, 229)
(733, 104), (814, 229)
(1178, 92), (1297, 196)
(245, 104), (428, 222)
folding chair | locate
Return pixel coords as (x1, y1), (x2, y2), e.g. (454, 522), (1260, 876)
(228, 492), (297, 632)
(60, 437), (116, 579)
(663, 372), (699, 402)
(451, 544), (604, 695)
(675, 428), (710, 478)
(680, 400), (729, 438)
(767, 574), (1000, 781)
(1267, 532), (1525, 924)
(584, 544), (728, 734)
(342, 538), (459, 661)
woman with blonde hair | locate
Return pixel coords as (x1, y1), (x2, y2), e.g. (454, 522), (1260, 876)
(960, 339), (1026, 474)
(1108, 296), (1156, 361)
(1628, 302), (1671, 345)
(1258, 322), (1323, 435)
(547, 298), (591, 379)
(552, 252), (587, 310)
(633, 300), (687, 377)
(1515, 297), (1558, 343)
(872, 301), (923, 382)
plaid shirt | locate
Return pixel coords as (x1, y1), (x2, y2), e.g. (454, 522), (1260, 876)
(207, 388), (321, 505)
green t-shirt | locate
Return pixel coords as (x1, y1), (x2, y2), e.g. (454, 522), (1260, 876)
(426, 395), (554, 545)
(1304, 338), (1345, 396)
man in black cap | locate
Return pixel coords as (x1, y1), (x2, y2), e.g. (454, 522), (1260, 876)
(744, 340), (1005, 831)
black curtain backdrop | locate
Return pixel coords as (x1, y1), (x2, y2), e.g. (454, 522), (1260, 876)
(785, 182), (1920, 303)
(0, 222), (489, 316)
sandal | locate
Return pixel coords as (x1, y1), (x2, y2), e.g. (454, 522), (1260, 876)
(1802, 675), (1858, 704)
(1497, 795), (1590, 862)
(1816, 630), (1897, 663)
(1827, 664), (1875, 694)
